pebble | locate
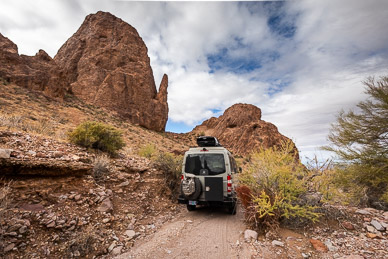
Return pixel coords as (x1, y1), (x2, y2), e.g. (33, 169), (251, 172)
(108, 241), (117, 252)
(46, 221), (55, 228)
(111, 246), (123, 255)
(125, 230), (136, 240)
(324, 239), (338, 252)
(0, 148), (12, 158)
(272, 240), (284, 247)
(342, 221), (354, 230)
(4, 243), (15, 252)
(366, 225), (375, 233)
(355, 209), (371, 215)
(118, 181), (129, 187)
(310, 239), (328, 252)
(19, 226), (27, 234)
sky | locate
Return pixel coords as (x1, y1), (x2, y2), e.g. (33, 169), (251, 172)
(1, 0), (388, 163)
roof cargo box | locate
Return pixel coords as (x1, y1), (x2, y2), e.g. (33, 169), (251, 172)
(196, 136), (221, 147)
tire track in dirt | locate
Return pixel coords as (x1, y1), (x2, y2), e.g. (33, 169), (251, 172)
(115, 205), (255, 259)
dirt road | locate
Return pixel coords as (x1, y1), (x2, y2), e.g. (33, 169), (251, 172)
(115, 205), (256, 259)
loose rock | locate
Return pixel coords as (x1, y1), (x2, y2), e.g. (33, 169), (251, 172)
(370, 219), (385, 231)
(272, 240), (284, 247)
(0, 148), (12, 158)
(97, 198), (113, 212)
(244, 229), (258, 241)
(310, 239), (328, 252)
(4, 243), (15, 252)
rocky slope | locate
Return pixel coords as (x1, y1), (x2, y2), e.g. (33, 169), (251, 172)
(0, 130), (181, 258)
(0, 11), (168, 132)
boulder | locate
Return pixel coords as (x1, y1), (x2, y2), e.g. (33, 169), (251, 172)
(54, 11), (168, 131)
(191, 103), (298, 156)
(0, 11), (169, 132)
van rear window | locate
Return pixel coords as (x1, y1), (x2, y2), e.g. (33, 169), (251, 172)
(185, 154), (225, 175)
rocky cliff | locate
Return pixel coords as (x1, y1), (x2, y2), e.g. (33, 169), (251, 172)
(0, 34), (66, 98)
(0, 11), (168, 132)
(192, 103), (297, 156)
(54, 11), (168, 132)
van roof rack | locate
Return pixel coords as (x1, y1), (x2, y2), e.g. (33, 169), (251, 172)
(196, 136), (222, 147)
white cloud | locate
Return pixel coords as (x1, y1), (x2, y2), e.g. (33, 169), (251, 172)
(1, 0), (387, 162)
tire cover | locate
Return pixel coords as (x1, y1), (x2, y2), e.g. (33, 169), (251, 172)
(181, 178), (202, 200)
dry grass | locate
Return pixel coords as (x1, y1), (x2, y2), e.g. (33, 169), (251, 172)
(92, 154), (110, 181)
(0, 83), (189, 154)
(0, 180), (12, 217)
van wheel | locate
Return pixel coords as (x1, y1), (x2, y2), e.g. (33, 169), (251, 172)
(187, 204), (196, 211)
(227, 203), (237, 215)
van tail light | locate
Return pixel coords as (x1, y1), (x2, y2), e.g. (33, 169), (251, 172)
(181, 174), (184, 181)
(227, 175), (232, 193)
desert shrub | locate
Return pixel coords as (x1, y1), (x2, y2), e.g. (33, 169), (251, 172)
(92, 155), (110, 181)
(324, 76), (388, 208)
(152, 152), (183, 199)
(138, 144), (157, 159)
(68, 121), (125, 155)
(306, 156), (348, 204)
(67, 226), (98, 257)
(238, 141), (321, 230)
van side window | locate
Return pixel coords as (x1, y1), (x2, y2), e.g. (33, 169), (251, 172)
(228, 155), (237, 173)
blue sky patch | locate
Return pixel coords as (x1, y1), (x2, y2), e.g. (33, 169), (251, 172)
(207, 48), (262, 74)
(165, 120), (194, 133)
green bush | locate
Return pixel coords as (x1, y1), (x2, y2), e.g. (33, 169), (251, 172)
(138, 144), (157, 159)
(306, 156), (348, 204)
(68, 121), (125, 155)
(238, 141), (321, 230)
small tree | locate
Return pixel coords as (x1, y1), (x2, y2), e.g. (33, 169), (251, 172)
(324, 76), (388, 206)
(68, 121), (125, 155)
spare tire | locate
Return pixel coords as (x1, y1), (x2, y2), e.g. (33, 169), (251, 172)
(181, 177), (202, 200)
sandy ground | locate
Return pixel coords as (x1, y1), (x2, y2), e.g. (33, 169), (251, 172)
(115, 205), (256, 259)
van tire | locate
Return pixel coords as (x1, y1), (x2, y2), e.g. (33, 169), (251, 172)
(187, 204), (196, 211)
(181, 178), (202, 200)
(227, 202), (237, 215)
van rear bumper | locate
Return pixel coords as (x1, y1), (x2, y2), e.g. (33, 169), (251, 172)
(178, 195), (236, 207)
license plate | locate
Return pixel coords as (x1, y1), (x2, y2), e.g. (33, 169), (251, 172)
(188, 200), (197, 205)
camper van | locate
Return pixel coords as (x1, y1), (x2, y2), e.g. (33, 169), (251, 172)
(177, 136), (238, 214)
